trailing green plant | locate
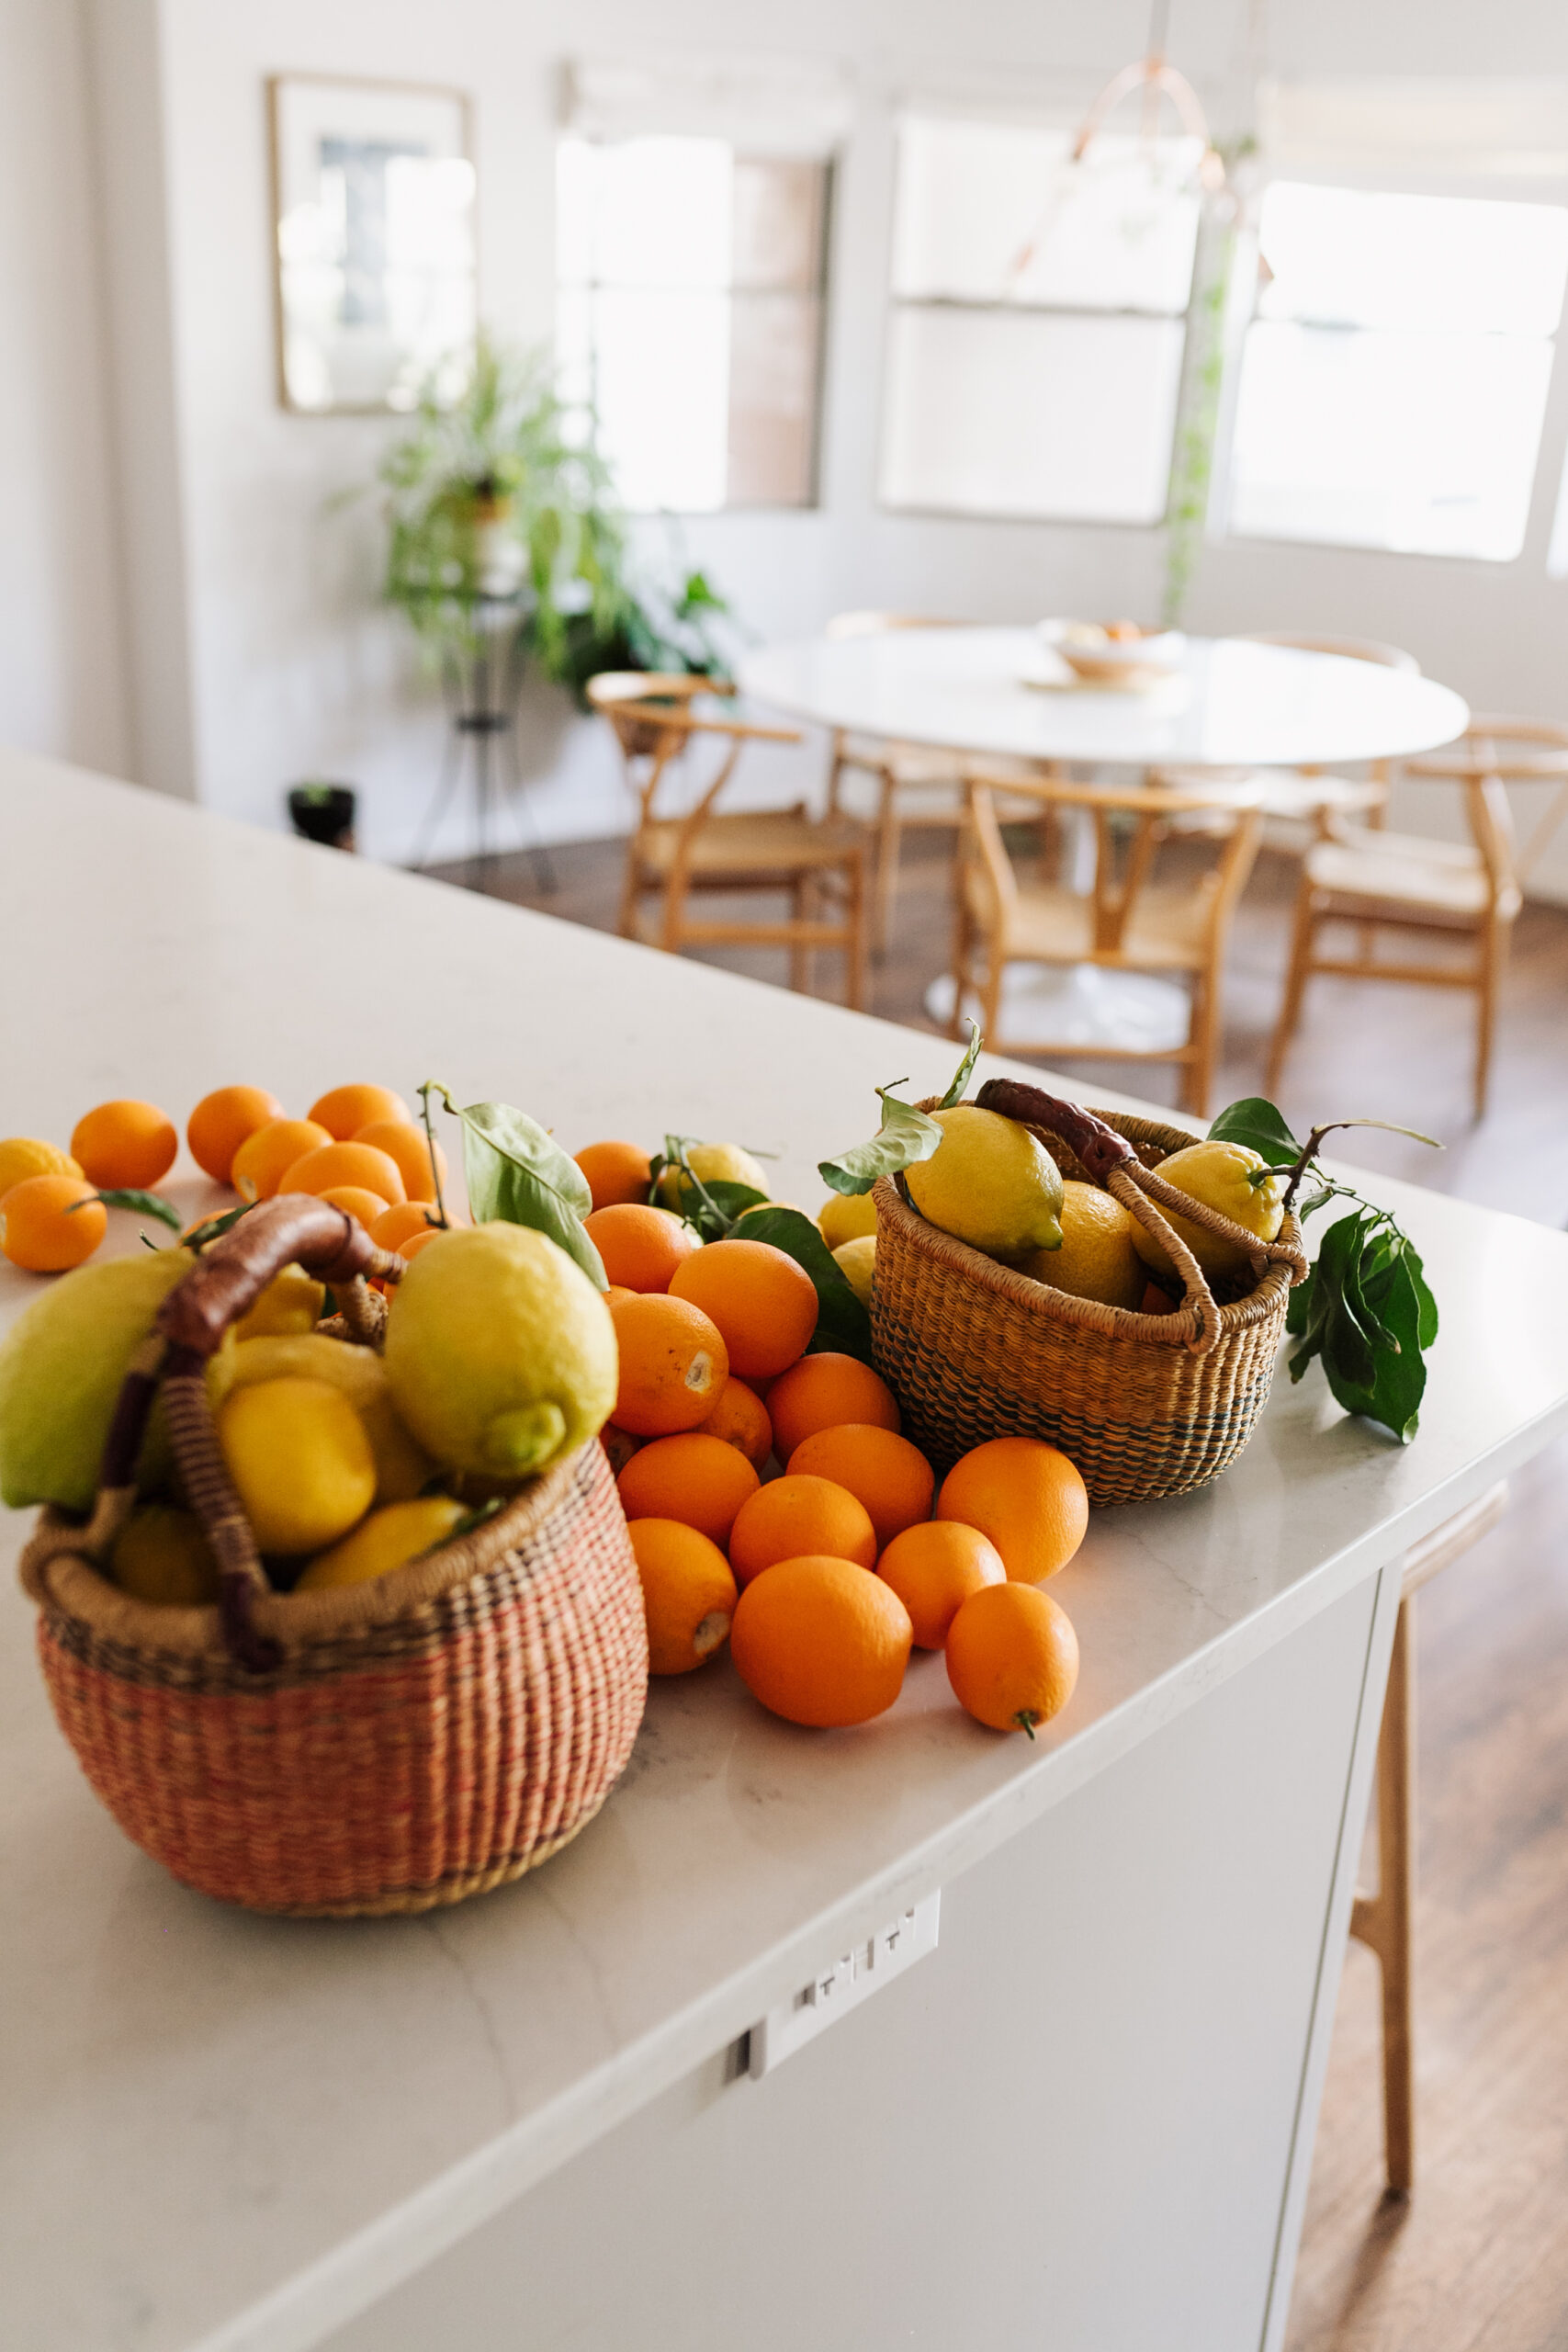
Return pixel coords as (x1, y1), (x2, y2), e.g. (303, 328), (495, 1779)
(378, 334), (730, 700)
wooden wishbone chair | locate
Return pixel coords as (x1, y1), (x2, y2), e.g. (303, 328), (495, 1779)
(1265, 716), (1556, 1122)
(952, 766), (1263, 1116)
(589, 671), (870, 1008)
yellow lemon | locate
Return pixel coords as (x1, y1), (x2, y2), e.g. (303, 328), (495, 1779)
(384, 1224), (617, 1480)
(0, 1137), (84, 1198)
(294, 1495), (468, 1591)
(657, 1142), (771, 1214)
(111, 1505), (221, 1606)
(233, 1263), (326, 1341)
(0, 1248), (192, 1510)
(1022, 1181), (1145, 1308)
(1130, 1139), (1287, 1283)
(209, 1333), (435, 1504)
(818, 1193), (879, 1250)
(904, 1106), (1064, 1265)
(832, 1235), (877, 1306)
(216, 1376), (376, 1555)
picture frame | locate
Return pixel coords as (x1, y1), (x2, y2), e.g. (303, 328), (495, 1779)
(267, 74), (477, 414)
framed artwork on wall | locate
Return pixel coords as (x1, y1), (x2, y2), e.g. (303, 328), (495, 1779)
(268, 74), (477, 413)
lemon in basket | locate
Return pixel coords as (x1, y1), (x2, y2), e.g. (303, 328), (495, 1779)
(217, 1376), (377, 1555)
(905, 1106), (1064, 1266)
(0, 1246), (193, 1511)
(1021, 1181), (1145, 1309)
(1129, 1139), (1286, 1283)
(383, 1224), (617, 1481)
(295, 1495), (468, 1591)
(111, 1504), (221, 1607)
(209, 1332), (434, 1504)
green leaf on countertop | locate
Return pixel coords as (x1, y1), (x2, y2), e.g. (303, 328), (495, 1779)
(178, 1201), (256, 1251)
(1288, 1208), (1434, 1444)
(425, 1085), (605, 1291)
(1207, 1095), (1302, 1166)
(729, 1204), (875, 1367)
(73, 1188), (185, 1234)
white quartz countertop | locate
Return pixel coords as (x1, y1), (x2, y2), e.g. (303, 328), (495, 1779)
(4, 751), (1566, 2352)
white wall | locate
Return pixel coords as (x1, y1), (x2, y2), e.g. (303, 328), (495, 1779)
(0, 0), (129, 774)
(17, 0), (1568, 886)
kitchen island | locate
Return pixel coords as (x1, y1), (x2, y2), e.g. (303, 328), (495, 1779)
(4, 747), (1567, 2352)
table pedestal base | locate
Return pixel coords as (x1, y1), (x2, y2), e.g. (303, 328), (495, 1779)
(925, 963), (1190, 1056)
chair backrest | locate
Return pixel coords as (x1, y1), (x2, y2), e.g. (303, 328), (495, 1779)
(588, 669), (800, 843)
(1401, 717), (1568, 897)
(825, 611), (966, 639)
(1244, 631), (1420, 674)
(962, 766), (1263, 960)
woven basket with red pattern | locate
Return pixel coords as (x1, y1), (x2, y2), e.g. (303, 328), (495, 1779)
(18, 1197), (648, 1917)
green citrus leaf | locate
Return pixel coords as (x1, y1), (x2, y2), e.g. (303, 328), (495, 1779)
(453, 1100), (605, 1291)
(1207, 1095), (1301, 1164)
(78, 1188), (185, 1233)
(937, 1020), (983, 1110)
(818, 1087), (943, 1198)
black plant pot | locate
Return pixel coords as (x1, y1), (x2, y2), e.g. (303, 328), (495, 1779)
(288, 783), (356, 852)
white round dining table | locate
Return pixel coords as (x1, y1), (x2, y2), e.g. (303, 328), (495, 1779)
(739, 628), (1470, 1060)
(739, 627), (1469, 770)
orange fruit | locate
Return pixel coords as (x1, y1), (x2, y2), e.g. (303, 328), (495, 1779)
(280, 1141), (406, 1207)
(186, 1086), (284, 1183)
(617, 1432), (760, 1544)
(765, 1352), (900, 1460)
(352, 1118), (447, 1204)
(308, 1084), (411, 1140)
(575, 1139), (654, 1211)
(945, 1581), (1080, 1734)
(626, 1518), (738, 1674)
(668, 1238), (818, 1379)
(730, 1555), (912, 1727)
(728, 1474), (877, 1589)
(369, 1201), (445, 1250)
(697, 1376), (773, 1470)
(317, 1185), (391, 1229)
(231, 1118), (333, 1202)
(394, 1227), (442, 1263)
(876, 1521), (1006, 1649)
(936, 1437), (1089, 1583)
(70, 1100), (177, 1190)
(584, 1203), (699, 1293)
(0, 1173), (107, 1271)
(786, 1424), (935, 1548)
(602, 1425), (642, 1476)
(604, 1283), (636, 1307)
(610, 1293), (729, 1436)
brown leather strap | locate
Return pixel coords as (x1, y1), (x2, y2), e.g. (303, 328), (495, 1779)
(975, 1078), (1139, 1182)
(156, 1196), (399, 1358)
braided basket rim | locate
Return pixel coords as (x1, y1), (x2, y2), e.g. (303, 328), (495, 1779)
(20, 1441), (596, 1665)
(873, 1102), (1300, 1351)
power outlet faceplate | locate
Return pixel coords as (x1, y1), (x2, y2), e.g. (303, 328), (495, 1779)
(748, 1894), (942, 2079)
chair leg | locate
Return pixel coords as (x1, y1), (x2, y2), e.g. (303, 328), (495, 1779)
(845, 853), (868, 1012)
(1267, 882), (1317, 1099)
(789, 877), (811, 995)
(1350, 1596), (1416, 2194)
(980, 943), (1003, 1049)
(1186, 975), (1217, 1120)
(874, 774), (901, 958)
(949, 892), (975, 1042)
(1473, 916), (1506, 1123)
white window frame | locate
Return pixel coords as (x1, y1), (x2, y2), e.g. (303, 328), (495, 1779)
(1211, 155), (1568, 568)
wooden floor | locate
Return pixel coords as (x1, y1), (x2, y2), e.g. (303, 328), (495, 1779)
(428, 826), (1568, 2352)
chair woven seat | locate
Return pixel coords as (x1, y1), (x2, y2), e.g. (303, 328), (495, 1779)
(637, 808), (868, 878)
(964, 871), (1214, 971)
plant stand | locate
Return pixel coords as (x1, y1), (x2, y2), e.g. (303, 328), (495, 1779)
(410, 592), (557, 895)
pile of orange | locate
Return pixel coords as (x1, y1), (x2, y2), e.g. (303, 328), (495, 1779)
(574, 1135), (1089, 1741)
(0, 1082), (455, 1274)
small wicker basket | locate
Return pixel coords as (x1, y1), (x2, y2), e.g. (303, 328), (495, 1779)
(18, 1197), (648, 1917)
(871, 1082), (1306, 1508)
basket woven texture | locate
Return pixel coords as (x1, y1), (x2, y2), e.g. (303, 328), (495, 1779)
(18, 1198), (648, 1917)
(871, 1100), (1302, 1508)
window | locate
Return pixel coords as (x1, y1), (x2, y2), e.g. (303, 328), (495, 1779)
(880, 116), (1202, 523)
(557, 136), (830, 513)
(1226, 182), (1568, 560)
